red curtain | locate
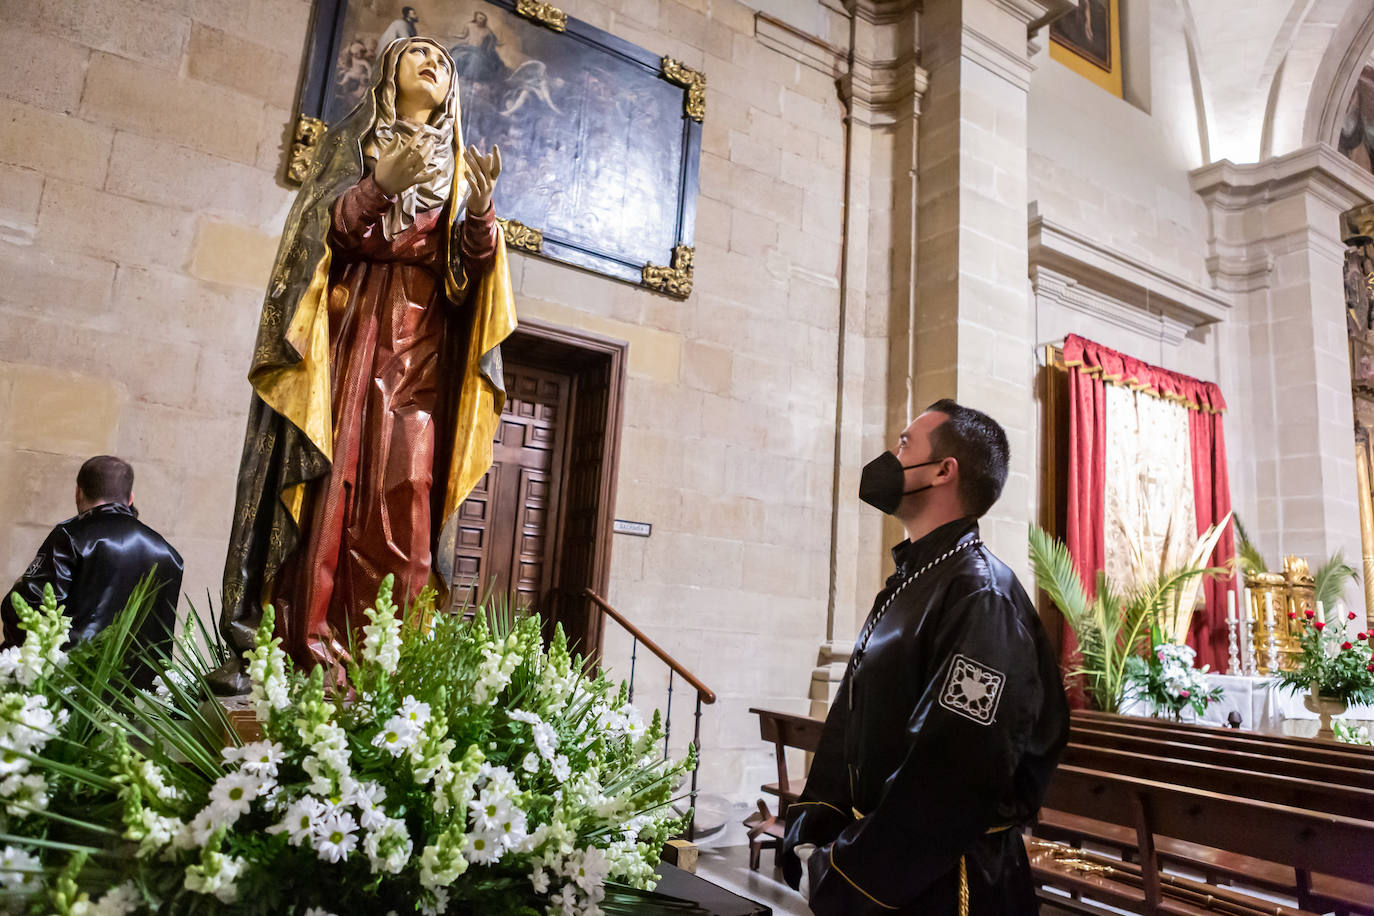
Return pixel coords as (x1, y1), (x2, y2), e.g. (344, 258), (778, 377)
(1063, 335), (1107, 695)
(1060, 335), (1236, 680)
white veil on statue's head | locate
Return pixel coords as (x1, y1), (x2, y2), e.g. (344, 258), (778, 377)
(362, 36), (466, 239)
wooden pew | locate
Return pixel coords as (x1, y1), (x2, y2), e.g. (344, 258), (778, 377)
(1033, 769), (1374, 916)
(746, 707), (825, 870)
(1072, 709), (1374, 766)
(1069, 723), (1374, 790)
(1035, 762), (1374, 915)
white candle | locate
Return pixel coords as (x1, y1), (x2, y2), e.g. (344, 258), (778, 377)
(1240, 590), (1251, 667)
(1264, 590), (1273, 622)
(1227, 589), (1237, 623)
(1317, 600), (1326, 625)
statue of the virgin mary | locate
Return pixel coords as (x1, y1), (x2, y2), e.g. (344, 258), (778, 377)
(211, 37), (517, 693)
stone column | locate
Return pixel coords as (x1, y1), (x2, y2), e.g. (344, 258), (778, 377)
(1191, 146), (1374, 601)
(912, 0), (1071, 593)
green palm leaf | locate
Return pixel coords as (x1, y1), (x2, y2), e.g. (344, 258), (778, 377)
(1313, 550), (1360, 611)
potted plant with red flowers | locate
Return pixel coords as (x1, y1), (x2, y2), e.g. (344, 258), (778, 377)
(1274, 606), (1374, 738)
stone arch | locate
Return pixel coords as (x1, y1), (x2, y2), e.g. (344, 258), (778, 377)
(1286, 0), (1374, 155)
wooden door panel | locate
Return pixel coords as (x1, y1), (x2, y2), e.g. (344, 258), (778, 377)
(453, 362), (570, 613)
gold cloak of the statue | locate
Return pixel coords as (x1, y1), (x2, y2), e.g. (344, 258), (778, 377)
(217, 44), (516, 675)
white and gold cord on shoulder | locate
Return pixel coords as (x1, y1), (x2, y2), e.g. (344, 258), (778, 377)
(847, 538), (982, 711)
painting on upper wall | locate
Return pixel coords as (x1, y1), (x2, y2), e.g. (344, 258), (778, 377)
(1049, 0), (1123, 100)
(1339, 65), (1374, 173)
(287, 0), (702, 299)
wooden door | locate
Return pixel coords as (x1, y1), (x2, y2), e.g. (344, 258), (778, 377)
(452, 364), (570, 611)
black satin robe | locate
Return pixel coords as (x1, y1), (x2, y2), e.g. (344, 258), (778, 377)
(783, 518), (1069, 915)
(2, 503), (183, 687)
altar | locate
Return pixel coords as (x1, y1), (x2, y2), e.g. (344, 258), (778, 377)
(1124, 672), (1374, 735)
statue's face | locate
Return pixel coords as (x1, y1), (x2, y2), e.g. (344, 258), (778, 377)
(395, 41), (452, 117)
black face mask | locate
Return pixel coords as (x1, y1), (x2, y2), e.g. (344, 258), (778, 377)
(858, 451), (940, 515)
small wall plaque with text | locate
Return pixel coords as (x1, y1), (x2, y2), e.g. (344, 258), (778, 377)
(613, 520), (652, 537)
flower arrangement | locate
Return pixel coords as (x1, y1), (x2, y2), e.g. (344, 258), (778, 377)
(1333, 720), (1373, 746)
(1028, 519), (1228, 713)
(0, 577), (698, 915)
(1273, 605), (1374, 706)
(1123, 633), (1224, 720)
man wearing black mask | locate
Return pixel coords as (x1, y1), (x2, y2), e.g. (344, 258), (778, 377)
(783, 400), (1068, 915)
(3, 456), (183, 688)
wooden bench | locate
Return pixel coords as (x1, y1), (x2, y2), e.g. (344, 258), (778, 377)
(746, 707), (824, 871)
(1034, 762), (1374, 915)
(1069, 723), (1374, 790)
(1072, 709), (1374, 765)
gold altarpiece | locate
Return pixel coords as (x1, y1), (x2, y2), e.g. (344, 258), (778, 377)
(1341, 203), (1374, 629)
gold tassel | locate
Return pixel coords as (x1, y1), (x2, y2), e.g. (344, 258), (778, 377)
(958, 854), (969, 916)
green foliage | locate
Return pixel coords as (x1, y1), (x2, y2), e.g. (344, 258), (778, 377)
(1312, 551), (1361, 613)
(1232, 514), (1269, 576)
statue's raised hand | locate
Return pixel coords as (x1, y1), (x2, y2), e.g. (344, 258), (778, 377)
(373, 131), (439, 196)
(464, 144), (501, 215)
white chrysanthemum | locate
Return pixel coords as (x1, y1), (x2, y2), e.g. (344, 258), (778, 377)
(399, 696), (431, 728)
(550, 755), (571, 782)
(207, 772), (261, 821)
(235, 740), (285, 779)
(313, 810), (359, 863)
(0, 844), (40, 894)
(549, 883), (579, 916)
(522, 752), (540, 773)
(267, 795), (327, 846)
(345, 779), (388, 829)
(569, 847), (611, 893)
(463, 828), (504, 865)
(371, 714), (421, 757)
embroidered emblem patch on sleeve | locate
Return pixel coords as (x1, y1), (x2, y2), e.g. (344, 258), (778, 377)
(939, 654), (1005, 725)
(24, 555), (43, 578)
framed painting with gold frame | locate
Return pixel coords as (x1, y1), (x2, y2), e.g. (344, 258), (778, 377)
(287, 0), (702, 299)
(1049, 0), (1123, 99)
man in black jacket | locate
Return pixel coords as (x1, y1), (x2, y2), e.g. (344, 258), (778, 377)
(3, 456), (183, 686)
(783, 400), (1069, 915)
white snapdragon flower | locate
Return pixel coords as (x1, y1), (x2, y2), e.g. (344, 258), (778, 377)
(313, 810), (359, 863)
(522, 752), (540, 774)
(361, 598), (402, 673)
(183, 849), (245, 903)
(532, 722), (558, 761)
(302, 909), (338, 916)
(363, 816), (413, 874)
(71, 881), (141, 916)
(472, 643), (520, 705)
(550, 755), (571, 782)
(418, 886), (450, 916)
(0, 844), (40, 894)
(549, 884), (579, 916)
(245, 624), (291, 720)
(125, 808), (182, 858)
(0, 772), (47, 817)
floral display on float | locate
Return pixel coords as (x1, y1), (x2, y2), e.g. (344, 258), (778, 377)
(0, 578), (695, 915)
(1123, 634), (1224, 720)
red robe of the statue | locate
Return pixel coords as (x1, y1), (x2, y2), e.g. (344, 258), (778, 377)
(272, 175), (498, 668)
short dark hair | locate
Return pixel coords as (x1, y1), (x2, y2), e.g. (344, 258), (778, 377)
(402, 5), (416, 16)
(925, 400), (1009, 518)
(77, 456), (134, 505)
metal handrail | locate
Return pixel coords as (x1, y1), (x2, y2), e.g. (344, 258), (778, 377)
(582, 589), (717, 704)
(582, 587), (715, 840)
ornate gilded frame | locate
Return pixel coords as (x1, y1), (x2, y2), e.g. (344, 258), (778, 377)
(287, 0), (701, 299)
